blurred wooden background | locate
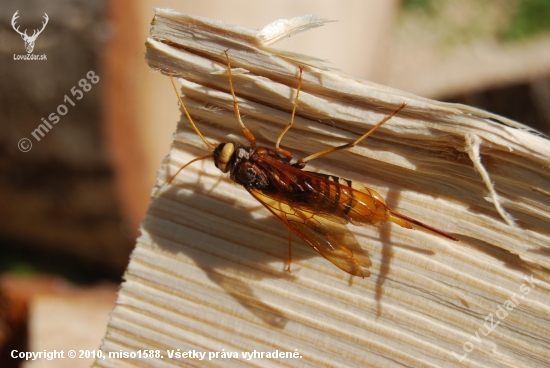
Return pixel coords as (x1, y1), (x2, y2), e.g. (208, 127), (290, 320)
(1, 0), (549, 367)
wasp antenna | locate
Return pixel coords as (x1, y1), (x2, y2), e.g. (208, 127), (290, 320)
(169, 70), (217, 150)
(164, 153), (214, 188)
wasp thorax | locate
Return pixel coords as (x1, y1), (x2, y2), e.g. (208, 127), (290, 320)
(214, 142), (235, 173)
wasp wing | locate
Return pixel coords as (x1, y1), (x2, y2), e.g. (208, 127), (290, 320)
(247, 187), (371, 277)
(256, 155), (458, 241)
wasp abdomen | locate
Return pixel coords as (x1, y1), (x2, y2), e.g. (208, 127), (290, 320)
(304, 172), (389, 225)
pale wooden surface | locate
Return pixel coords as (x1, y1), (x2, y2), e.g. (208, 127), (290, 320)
(96, 10), (550, 368)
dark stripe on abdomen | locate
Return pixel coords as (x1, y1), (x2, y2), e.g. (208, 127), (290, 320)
(306, 172), (354, 215)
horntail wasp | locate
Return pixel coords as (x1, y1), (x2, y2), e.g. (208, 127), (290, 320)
(165, 50), (458, 278)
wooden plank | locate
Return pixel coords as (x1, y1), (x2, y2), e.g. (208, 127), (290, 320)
(97, 10), (550, 368)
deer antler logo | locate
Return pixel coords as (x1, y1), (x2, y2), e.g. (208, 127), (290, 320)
(12, 11), (49, 54)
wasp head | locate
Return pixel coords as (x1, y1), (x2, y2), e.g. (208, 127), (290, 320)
(213, 142), (236, 173)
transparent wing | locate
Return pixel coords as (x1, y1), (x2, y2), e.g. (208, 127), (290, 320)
(247, 187), (371, 277)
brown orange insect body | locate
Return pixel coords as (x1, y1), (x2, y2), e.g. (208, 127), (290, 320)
(287, 172), (390, 226)
(217, 142), (390, 226)
(167, 50), (458, 278)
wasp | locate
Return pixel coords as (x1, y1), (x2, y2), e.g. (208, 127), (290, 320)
(166, 51), (458, 278)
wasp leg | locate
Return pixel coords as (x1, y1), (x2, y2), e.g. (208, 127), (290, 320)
(286, 228), (293, 272)
(224, 50), (256, 147)
(299, 103), (407, 164)
(275, 66), (304, 160)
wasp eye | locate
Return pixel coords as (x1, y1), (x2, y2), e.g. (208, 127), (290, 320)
(217, 143), (235, 173)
